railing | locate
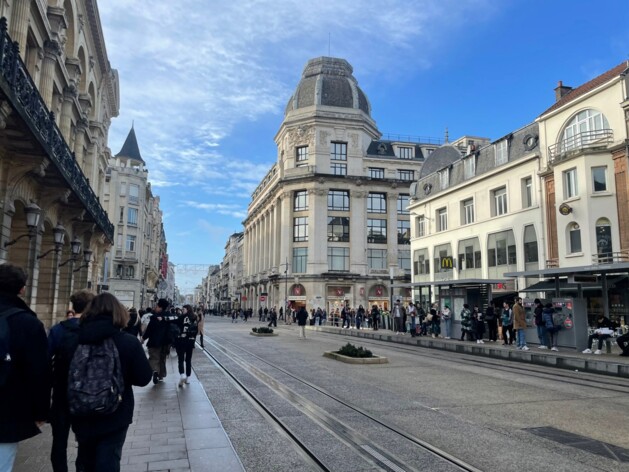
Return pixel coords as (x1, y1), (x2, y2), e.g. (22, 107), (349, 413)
(592, 251), (629, 265)
(381, 133), (443, 145)
(548, 129), (613, 163)
(0, 18), (113, 241)
(546, 258), (559, 269)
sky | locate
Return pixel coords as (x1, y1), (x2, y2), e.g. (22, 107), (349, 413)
(98, 0), (629, 293)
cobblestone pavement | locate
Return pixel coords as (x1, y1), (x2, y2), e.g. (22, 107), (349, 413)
(14, 350), (244, 472)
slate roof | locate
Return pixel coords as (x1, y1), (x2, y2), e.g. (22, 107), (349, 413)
(115, 126), (144, 163)
(418, 145), (462, 179)
(540, 62), (629, 117)
(285, 57), (371, 116)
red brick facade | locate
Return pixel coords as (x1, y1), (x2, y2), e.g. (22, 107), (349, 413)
(613, 147), (629, 251)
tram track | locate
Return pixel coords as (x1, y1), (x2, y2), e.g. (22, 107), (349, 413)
(201, 334), (483, 472)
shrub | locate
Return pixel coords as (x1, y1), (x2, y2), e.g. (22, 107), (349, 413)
(337, 342), (373, 358)
(252, 327), (274, 334)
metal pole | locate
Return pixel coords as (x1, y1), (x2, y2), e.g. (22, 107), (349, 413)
(284, 258), (288, 322)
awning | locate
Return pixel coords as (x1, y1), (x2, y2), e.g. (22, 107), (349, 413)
(520, 280), (602, 292)
(504, 262), (629, 278)
(392, 278), (506, 288)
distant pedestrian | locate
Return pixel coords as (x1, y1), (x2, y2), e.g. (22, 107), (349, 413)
(123, 307), (141, 338)
(501, 302), (514, 345)
(533, 299), (547, 349)
(460, 304), (474, 341)
(542, 303), (560, 351)
(175, 305), (198, 387)
(513, 297), (529, 351)
(267, 307), (277, 328)
(197, 308), (205, 348)
(473, 306), (485, 344)
(0, 263), (50, 472)
(296, 306), (308, 339)
(441, 305), (452, 339)
(392, 299), (405, 335)
(485, 301), (498, 342)
(142, 298), (171, 384)
(371, 305), (380, 331)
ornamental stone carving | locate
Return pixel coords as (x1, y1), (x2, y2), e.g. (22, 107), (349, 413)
(319, 130), (330, 146)
(349, 133), (359, 151)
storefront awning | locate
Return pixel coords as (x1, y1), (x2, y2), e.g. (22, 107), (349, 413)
(504, 262), (629, 278)
(392, 278), (506, 288)
(520, 280), (602, 292)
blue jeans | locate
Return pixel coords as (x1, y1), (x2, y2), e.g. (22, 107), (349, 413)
(0, 442), (18, 472)
(516, 329), (527, 348)
(443, 318), (452, 338)
(537, 325), (548, 346)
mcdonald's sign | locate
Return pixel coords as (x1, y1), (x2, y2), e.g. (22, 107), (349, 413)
(440, 256), (454, 269)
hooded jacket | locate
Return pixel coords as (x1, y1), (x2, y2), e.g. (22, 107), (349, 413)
(0, 293), (50, 443)
(70, 315), (152, 439)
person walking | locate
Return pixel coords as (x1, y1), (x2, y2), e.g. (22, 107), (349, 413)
(296, 306), (308, 339)
(501, 301), (514, 346)
(392, 299), (405, 335)
(69, 293), (152, 472)
(533, 298), (547, 349)
(0, 263), (50, 472)
(485, 301), (498, 342)
(267, 307), (277, 328)
(142, 298), (171, 384)
(441, 305), (452, 339)
(197, 308), (205, 348)
(371, 305), (380, 331)
(175, 305), (198, 387)
(460, 304), (474, 341)
(513, 297), (529, 350)
(542, 303), (560, 351)
(48, 289), (94, 472)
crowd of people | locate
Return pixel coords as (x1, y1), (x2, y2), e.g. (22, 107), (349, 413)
(0, 262), (208, 472)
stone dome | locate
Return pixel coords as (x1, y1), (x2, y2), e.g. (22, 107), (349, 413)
(285, 57), (371, 117)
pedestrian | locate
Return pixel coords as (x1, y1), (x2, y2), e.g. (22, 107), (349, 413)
(69, 292), (152, 472)
(267, 307), (277, 328)
(356, 305), (365, 330)
(392, 299), (405, 335)
(406, 302), (416, 336)
(460, 304), (474, 341)
(123, 307), (141, 338)
(441, 305), (452, 339)
(142, 298), (171, 384)
(616, 330), (629, 356)
(513, 297), (529, 350)
(474, 306), (485, 344)
(48, 289), (94, 472)
(0, 263), (50, 472)
(501, 302), (514, 345)
(197, 308), (205, 348)
(542, 303), (560, 351)
(296, 306), (308, 339)
(175, 305), (198, 387)
(371, 305), (380, 331)
(485, 301), (498, 342)
(533, 298), (547, 349)
(430, 306), (441, 338)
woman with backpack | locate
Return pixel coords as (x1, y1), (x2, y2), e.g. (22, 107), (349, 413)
(69, 292), (152, 472)
(175, 304), (198, 387)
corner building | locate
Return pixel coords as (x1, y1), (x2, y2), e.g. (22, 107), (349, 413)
(242, 57), (442, 312)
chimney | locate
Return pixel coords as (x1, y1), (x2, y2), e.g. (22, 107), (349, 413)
(554, 80), (573, 101)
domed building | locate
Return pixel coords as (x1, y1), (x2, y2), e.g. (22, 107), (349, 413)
(240, 57), (442, 315)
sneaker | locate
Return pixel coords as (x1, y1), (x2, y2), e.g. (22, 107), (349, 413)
(538, 345), (548, 349)
(179, 374), (186, 387)
(152, 372), (159, 385)
(551, 347), (559, 351)
(582, 348), (592, 354)
(594, 349), (602, 355)
(185, 376), (190, 384)
(522, 346), (530, 351)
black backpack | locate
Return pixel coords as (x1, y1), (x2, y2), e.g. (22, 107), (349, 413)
(0, 308), (24, 387)
(67, 336), (125, 416)
(167, 322), (181, 345)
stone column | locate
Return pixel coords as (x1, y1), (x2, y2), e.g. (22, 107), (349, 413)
(387, 193), (399, 269)
(73, 118), (87, 169)
(8, 0), (30, 54)
(40, 40), (61, 108)
(279, 192), (291, 267)
(308, 188), (327, 273)
(59, 86), (77, 141)
(350, 190), (368, 275)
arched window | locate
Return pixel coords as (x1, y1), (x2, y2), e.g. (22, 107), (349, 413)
(561, 109), (609, 152)
(567, 223), (581, 254)
(523, 225), (539, 269)
(595, 218), (612, 258)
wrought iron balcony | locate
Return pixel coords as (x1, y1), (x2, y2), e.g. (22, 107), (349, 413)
(548, 129), (613, 164)
(0, 18), (113, 241)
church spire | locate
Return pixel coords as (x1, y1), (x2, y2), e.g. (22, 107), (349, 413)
(115, 125), (144, 163)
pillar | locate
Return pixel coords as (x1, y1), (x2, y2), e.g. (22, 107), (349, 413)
(8, 0), (30, 54)
(40, 40), (60, 108)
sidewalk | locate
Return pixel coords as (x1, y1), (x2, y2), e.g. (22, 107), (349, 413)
(14, 352), (244, 472)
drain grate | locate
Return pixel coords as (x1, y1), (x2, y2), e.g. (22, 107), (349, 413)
(525, 426), (629, 463)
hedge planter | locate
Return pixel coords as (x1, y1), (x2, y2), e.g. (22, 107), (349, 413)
(323, 351), (388, 364)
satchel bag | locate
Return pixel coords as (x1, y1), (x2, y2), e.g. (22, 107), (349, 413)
(425, 313), (433, 322)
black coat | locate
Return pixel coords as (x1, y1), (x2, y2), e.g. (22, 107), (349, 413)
(0, 294), (50, 443)
(296, 308), (308, 326)
(70, 315), (152, 439)
(142, 313), (169, 347)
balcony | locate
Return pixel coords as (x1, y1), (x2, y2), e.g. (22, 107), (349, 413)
(592, 251), (629, 265)
(0, 18), (113, 241)
(548, 129), (613, 164)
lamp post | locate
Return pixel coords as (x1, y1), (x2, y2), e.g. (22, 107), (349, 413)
(36, 223), (65, 259)
(282, 258), (289, 321)
(4, 202), (41, 248)
(59, 238), (82, 267)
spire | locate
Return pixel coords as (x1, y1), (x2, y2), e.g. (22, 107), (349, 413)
(115, 125), (144, 163)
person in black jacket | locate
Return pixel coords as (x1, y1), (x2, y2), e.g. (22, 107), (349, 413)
(0, 263), (50, 471)
(71, 292), (152, 472)
(296, 306), (308, 339)
(123, 307), (141, 338)
(48, 289), (94, 472)
(174, 305), (197, 387)
(142, 299), (170, 384)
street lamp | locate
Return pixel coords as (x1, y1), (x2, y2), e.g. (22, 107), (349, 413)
(59, 238), (82, 267)
(4, 202), (41, 247)
(282, 258), (289, 319)
(73, 249), (93, 272)
(37, 223), (66, 259)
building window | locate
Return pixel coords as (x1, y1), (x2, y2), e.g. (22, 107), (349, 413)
(413, 249), (430, 275)
(331, 163), (347, 175)
(487, 230), (516, 267)
(327, 217), (350, 242)
(128, 184), (139, 204)
(523, 225), (539, 264)
(293, 247), (308, 273)
(397, 194), (410, 215)
(116, 264), (123, 277)
(563, 168), (578, 199)
(367, 249), (387, 269)
(397, 169), (414, 181)
(328, 247), (349, 271)
(367, 219), (387, 243)
(293, 217), (308, 242)
(397, 220), (410, 244)
(417, 216), (425, 237)
(595, 218), (612, 257)
(434, 244), (453, 272)
(369, 167), (384, 179)
(462, 199), (474, 225)
(120, 182), (126, 196)
(522, 177), (533, 208)
(437, 208), (447, 232)
(296, 146), (308, 163)
(367, 192), (387, 213)
(116, 233), (122, 249)
(561, 109), (610, 152)
(294, 190), (308, 211)
(493, 187), (508, 216)
(495, 140), (508, 165)
(398, 250), (411, 270)
(126, 235), (136, 252)
(568, 223), (582, 253)
(127, 207), (138, 226)
(126, 266), (135, 278)
(119, 207), (124, 223)
(398, 146), (413, 159)
(328, 190), (349, 211)
(330, 142), (347, 161)
(439, 168), (449, 189)
(457, 238), (481, 270)
(592, 166), (607, 193)
(464, 156), (475, 179)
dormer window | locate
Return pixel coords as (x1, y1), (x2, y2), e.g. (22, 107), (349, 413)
(495, 140), (508, 165)
(439, 168), (449, 190)
(464, 156), (475, 179)
(398, 146), (413, 159)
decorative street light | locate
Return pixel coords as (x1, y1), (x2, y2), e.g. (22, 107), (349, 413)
(59, 238), (82, 267)
(4, 202), (41, 247)
(73, 248), (93, 272)
(37, 223), (65, 260)
(282, 258), (289, 318)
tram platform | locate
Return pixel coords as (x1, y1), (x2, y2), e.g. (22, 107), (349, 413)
(308, 324), (629, 378)
(13, 352), (244, 472)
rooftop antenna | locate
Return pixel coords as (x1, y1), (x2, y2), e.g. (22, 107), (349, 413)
(444, 127), (449, 143)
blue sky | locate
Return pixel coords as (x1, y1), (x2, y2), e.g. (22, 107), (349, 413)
(99, 0), (629, 293)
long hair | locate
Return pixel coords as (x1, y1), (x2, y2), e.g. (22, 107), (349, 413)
(183, 304), (197, 322)
(82, 292), (130, 329)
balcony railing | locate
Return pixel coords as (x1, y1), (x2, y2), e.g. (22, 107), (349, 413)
(0, 18), (113, 241)
(548, 129), (613, 163)
(592, 251), (629, 265)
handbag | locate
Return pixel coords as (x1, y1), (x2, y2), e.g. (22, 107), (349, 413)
(426, 313), (433, 322)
